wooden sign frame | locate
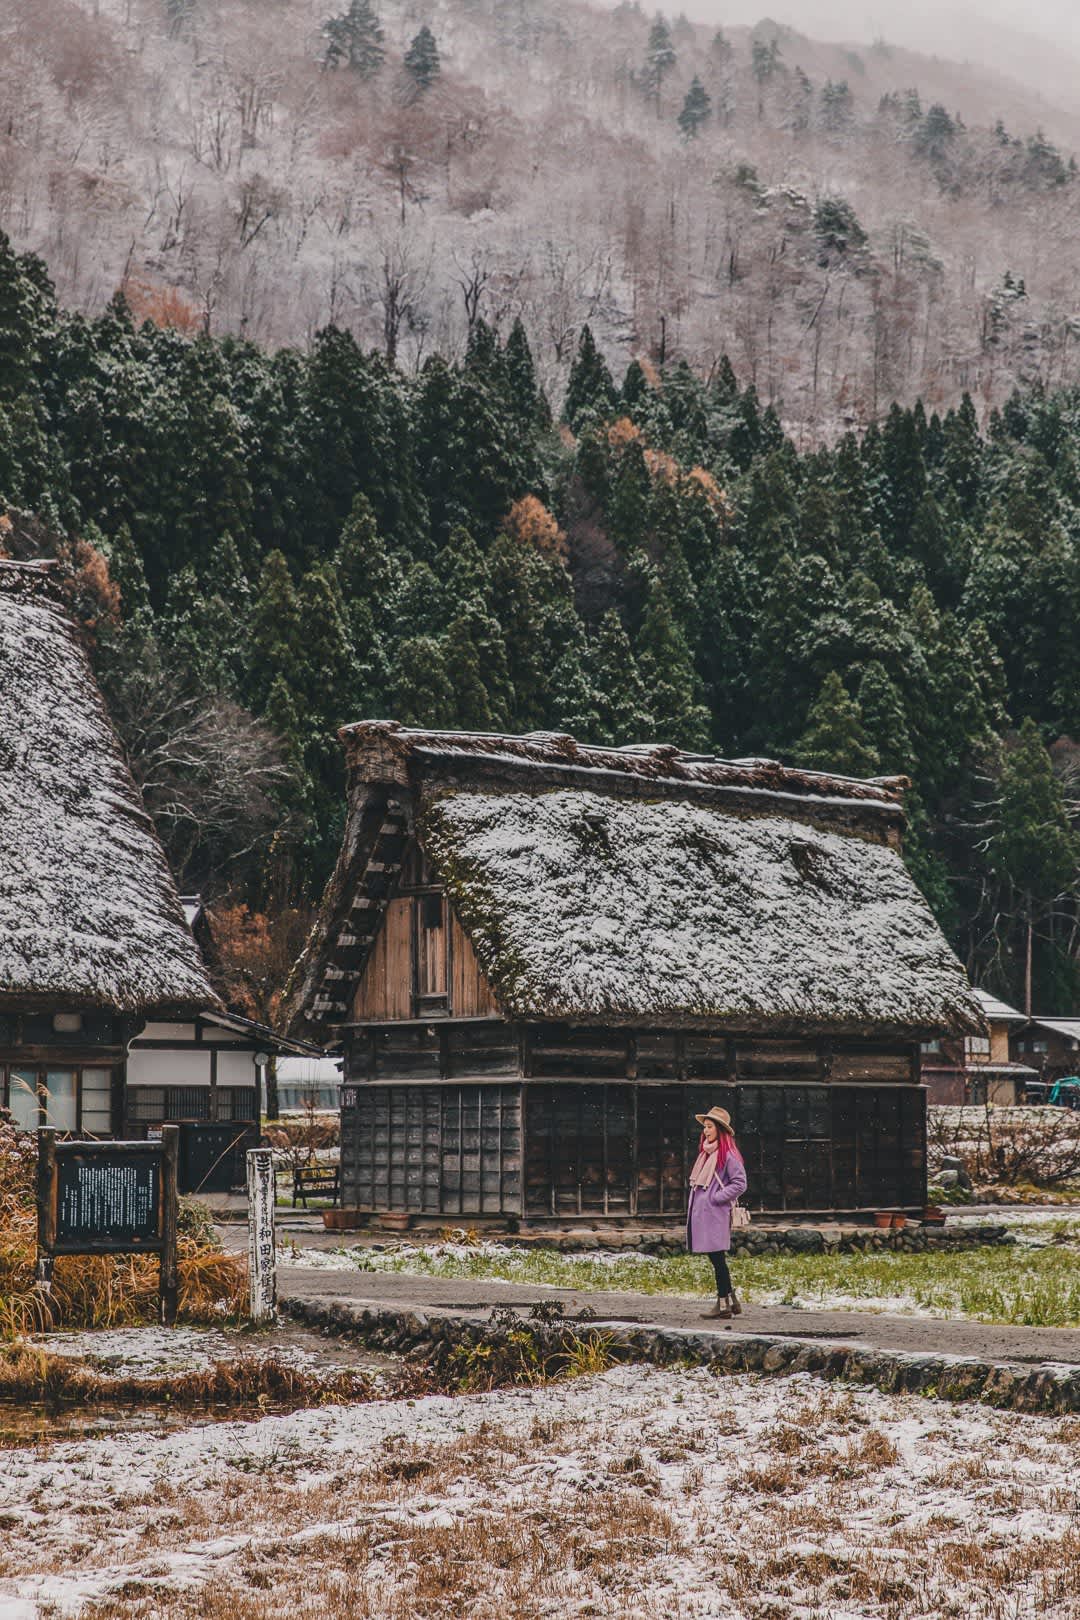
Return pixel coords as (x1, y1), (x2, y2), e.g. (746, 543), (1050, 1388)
(36, 1125), (180, 1326)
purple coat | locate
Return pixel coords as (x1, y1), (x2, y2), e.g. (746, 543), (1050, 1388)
(686, 1151), (748, 1254)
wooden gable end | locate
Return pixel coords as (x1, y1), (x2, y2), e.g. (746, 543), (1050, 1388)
(352, 843), (501, 1022)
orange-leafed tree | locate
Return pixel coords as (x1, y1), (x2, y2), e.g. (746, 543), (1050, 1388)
(502, 495), (568, 565)
(120, 275), (201, 336)
(208, 900), (314, 1030)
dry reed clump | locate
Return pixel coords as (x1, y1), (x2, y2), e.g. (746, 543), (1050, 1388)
(0, 1117), (246, 1337)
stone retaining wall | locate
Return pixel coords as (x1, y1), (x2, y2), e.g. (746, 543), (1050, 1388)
(284, 1293), (1079, 1415)
(437, 1223), (1013, 1258)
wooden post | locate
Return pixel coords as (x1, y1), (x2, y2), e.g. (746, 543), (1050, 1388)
(160, 1124), (179, 1327)
(246, 1147), (277, 1324)
(35, 1128), (57, 1312)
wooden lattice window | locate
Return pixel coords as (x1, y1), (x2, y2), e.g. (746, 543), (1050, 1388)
(414, 892), (449, 1015)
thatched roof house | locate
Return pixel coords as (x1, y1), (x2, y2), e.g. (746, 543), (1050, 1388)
(0, 561), (214, 1015)
(289, 721), (980, 1043)
(290, 723), (981, 1223)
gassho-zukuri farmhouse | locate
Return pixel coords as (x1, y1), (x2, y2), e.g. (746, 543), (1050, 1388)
(286, 721), (984, 1222)
(0, 560), (309, 1190)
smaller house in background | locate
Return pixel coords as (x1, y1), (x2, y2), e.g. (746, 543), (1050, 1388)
(1014, 1016), (1080, 1086)
(275, 1055), (343, 1114)
(921, 989), (1036, 1106)
(124, 1008), (319, 1191)
(0, 561), (323, 1195)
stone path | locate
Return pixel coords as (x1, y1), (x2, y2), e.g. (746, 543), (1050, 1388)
(277, 1264), (1080, 1369)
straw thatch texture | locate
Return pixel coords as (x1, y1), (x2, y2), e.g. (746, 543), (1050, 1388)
(419, 787), (981, 1037)
(0, 564), (215, 1013)
(286, 725), (982, 1041)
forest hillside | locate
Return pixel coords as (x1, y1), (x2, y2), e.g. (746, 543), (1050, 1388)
(2, 225), (1080, 1018)
(5, 0), (1080, 433)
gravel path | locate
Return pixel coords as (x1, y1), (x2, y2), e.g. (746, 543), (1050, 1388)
(277, 1263), (1080, 1367)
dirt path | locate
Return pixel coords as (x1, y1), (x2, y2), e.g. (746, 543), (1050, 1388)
(277, 1264), (1080, 1368)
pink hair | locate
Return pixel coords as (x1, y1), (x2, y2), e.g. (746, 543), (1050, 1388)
(698, 1126), (741, 1167)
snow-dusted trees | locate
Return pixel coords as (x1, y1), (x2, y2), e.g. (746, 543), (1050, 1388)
(323, 0), (385, 77)
(404, 26), (440, 93)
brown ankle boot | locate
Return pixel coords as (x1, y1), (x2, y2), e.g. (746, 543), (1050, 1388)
(701, 1297), (733, 1320)
(729, 1292), (743, 1317)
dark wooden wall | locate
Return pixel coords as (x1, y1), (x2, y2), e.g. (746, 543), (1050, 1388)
(341, 1083), (521, 1215)
(345, 1022), (918, 1088)
(523, 1082), (925, 1218)
(340, 1069), (927, 1219)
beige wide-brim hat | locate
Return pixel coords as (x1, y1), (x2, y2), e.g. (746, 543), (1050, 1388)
(695, 1106), (734, 1134)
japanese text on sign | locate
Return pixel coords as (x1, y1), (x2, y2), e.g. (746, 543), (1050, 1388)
(56, 1155), (160, 1245)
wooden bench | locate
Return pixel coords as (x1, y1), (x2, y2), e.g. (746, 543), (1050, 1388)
(292, 1163), (341, 1207)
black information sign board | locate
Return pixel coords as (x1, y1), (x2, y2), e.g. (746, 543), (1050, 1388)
(37, 1128), (180, 1326)
(56, 1150), (161, 1248)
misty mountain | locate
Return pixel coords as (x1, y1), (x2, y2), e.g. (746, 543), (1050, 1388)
(659, 0), (1080, 109)
(4, 0), (1080, 431)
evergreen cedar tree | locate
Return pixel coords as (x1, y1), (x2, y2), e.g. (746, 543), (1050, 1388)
(404, 26), (440, 92)
(322, 0), (385, 78)
(678, 77), (711, 139)
(642, 14), (676, 106)
(2, 235), (1080, 1009)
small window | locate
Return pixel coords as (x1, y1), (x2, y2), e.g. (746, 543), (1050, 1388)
(81, 1068), (113, 1135)
(415, 893), (448, 1013)
(3, 1065), (113, 1134)
(43, 1069), (78, 1132)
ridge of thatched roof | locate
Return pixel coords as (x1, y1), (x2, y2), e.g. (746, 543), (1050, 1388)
(0, 562), (217, 1014)
(287, 721), (982, 1043)
(339, 721), (911, 826)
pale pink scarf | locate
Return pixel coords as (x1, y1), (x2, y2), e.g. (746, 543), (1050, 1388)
(688, 1131), (738, 1189)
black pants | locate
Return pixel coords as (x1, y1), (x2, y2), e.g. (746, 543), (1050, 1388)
(707, 1251), (732, 1296)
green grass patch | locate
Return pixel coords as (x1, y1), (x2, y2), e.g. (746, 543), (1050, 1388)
(337, 1236), (1080, 1328)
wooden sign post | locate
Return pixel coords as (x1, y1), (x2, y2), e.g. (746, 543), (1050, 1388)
(246, 1147), (277, 1324)
(36, 1125), (180, 1326)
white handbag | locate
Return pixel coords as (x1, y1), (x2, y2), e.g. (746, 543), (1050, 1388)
(731, 1200), (751, 1230)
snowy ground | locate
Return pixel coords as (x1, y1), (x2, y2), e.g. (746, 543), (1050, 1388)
(18, 1323), (395, 1382)
(2, 1365), (1080, 1619)
(278, 1237), (661, 1274)
(22, 1328), (273, 1379)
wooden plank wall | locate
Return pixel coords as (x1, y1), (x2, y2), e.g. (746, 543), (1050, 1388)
(340, 1083), (521, 1214)
(353, 897), (412, 1021)
(450, 913), (500, 1017)
(521, 1082), (927, 1218)
(351, 897), (500, 1021)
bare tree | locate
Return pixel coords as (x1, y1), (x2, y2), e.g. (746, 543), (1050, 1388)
(111, 656), (295, 891)
(372, 230), (432, 365)
(452, 246), (491, 331)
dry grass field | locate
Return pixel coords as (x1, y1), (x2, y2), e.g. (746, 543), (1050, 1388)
(3, 1365), (1080, 1619)
(289, 1217), (1080, 1327)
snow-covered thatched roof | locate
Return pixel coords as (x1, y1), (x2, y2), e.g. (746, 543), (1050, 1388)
(0, 563), (217, 1015)
(288, 723), (982, 1042)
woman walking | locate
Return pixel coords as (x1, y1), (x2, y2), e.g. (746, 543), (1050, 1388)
(686, 1106), (747, 1320)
